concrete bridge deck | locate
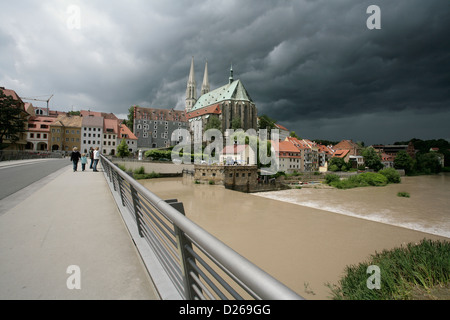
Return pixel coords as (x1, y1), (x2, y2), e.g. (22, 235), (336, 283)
(0, 159), (160, 300)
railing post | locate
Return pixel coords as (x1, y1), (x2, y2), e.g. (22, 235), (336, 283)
(116, 174), (125, 207)
(130, 184), (144, 237)
(167, 200), (201, 300)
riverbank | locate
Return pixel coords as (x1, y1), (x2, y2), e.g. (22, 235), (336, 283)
(139, 175), (449, 299)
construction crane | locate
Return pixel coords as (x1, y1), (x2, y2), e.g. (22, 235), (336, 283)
(22, 94), (54, 115)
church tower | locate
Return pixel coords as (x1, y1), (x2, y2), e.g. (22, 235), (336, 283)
(201, 61), (210, 95)
(185, 56), (197, 112)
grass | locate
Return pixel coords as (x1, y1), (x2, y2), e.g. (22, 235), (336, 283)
(133, 171), (160, 180)
(328, 239), (450, 300)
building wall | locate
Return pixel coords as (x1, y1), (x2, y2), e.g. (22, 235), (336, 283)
(194, 165), (258, 192)
(135, 119), (188, 149)
(63, 127), (81, 152)
(81, 126), (102, 154)
(103, 132), (117, 155)
(220, 100), (257, 132)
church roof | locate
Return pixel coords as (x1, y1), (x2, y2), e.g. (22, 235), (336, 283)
(191, 79), (253, 111)
(186, 104), (221, 120)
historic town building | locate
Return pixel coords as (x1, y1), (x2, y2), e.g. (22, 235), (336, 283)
(185, 58), (258, 137)
(133, 106), (188, 149)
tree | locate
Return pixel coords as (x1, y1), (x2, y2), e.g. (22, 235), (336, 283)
(329, 157), (350, 171)
(362, 147), (383, 171)
(0, 90), (27, 150)
(231, 117), (242, 130)
(117, 138), (130, 158)
(394, 151), (414, 173)
(258, 114), (276, 136)
(205, 116), (222, 131)
(124, 106), (135, 131)
(415, 152), (441, 174)
(290, 131), (300, 139)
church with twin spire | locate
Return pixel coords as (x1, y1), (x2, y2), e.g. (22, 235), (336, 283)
(185, 57), (258, 137)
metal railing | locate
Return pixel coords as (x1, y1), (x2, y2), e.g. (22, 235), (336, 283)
(100, 155), (303, 300)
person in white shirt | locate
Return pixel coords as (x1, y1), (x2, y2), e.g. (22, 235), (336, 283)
(93, 147), (100, 172)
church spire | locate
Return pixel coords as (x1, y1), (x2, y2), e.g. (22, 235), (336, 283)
(185, 56), (197, 112)
(201, 60), (210, 95)
(228, 63), (234, 84)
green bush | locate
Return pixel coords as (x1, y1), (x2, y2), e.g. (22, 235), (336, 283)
(133, 166), (145, 175)
(329, 164), (339, 172)
(397, 192), (410, 198)
(379, 168), (401, 183)
(329, 239), (450, 300)
(325, 173), (340, 184)
(328, 172), (388, 189)
(133, 171), (160, 180)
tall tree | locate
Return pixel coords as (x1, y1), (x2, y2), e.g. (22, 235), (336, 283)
(231, 117), (242, 130)
(394, 151), (414, 173)
(362, 147), (383, 171)
(125, 106), (135, 131)
(116, 138), (131, 158)
(0, 90), (27, 150)
(258, 114), (276, 136)
(205, 116), (222, 131)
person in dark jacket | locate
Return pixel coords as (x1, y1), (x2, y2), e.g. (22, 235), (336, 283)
(89, 147), (94, 169)
(70, 147), (82, 172)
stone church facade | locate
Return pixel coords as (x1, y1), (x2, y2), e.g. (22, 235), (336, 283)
(185, 57), (258, 137)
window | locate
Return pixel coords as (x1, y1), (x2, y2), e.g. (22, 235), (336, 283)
(30, 133), (34, 138)
(37, 134), (40, 139)
(43, 134), (47, 139)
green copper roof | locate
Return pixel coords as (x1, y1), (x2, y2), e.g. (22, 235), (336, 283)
(191, 79), (253, 111)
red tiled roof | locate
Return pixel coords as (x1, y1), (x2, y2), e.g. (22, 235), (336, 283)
(134, 106), (186, 122)
(186, 104), (221, 119)
(333, 149), (350, 158)
(274, 123), (289, 131)
(104, 118), (119, 134)
(120, 123), (137, 140)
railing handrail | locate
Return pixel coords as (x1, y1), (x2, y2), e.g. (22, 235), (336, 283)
(100, 154), (303, 300)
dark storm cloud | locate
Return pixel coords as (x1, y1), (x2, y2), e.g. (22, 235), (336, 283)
(1, 0), (449, 144)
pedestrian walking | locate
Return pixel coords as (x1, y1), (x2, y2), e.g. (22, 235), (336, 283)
(93, 147), (100, 172)
(81, 153), (87, 171)
(89, 147), (94, 169)
(70, 147), (81, 172)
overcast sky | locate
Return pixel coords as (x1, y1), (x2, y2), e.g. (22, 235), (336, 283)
(1, 0), (449, 145)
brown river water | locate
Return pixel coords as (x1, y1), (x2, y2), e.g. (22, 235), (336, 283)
(139, 173), (450, 299)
